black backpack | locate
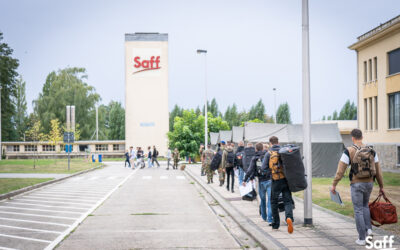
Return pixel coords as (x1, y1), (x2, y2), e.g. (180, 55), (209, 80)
(226, 151), (235, 167)
(255, 157), (267, 176)
(235, 151), (244, 168)
(210, 151), (222, 171)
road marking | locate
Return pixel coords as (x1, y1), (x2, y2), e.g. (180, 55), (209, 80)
(40, 190), (107, 195)
(4, 202), (87, 211)
(87, 177), (99, 180)
(0, 206), (83, 215)
(16, 198), (93, 207)
(27, 193), (100, 200)
(160, 176), (168, 179)
(0, 217), (70, 227)
(44, 167), (139, 250)
(0, 211), (77, 220)
(142, 176), (152, 179)
(0, 246), (19, 250)
(0, 233), (52, 243)
(24, 195), (97, 203)
(0, 225), (62, 234)
(36, 191), (105, 197)
(176, 176), (185, 180)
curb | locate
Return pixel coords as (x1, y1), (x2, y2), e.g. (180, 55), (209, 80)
(0, 164), (105, 201)
(184, 167), (285, 250)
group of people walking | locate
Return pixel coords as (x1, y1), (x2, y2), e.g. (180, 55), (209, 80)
(124, 146), (181, 170)
(199, 128), (386, 244)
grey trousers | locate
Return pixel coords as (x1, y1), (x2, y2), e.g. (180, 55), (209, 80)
(350, 182), (373, 240)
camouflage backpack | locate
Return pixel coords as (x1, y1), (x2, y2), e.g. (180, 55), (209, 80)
(350, 145), (376, 179)
(269, 150), (285, 180)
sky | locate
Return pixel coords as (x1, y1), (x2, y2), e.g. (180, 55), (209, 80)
(1, 0), (399, 123)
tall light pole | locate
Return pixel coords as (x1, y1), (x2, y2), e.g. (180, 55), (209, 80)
(197, 49), (208, 146)
(302, 0), (313, 225)
(273, 88), (277, 123)
(0, 86), (2, 161)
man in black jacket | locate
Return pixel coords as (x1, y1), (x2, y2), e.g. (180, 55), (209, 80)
(152, 146), (160, 167)
(243, 142), (271, 223)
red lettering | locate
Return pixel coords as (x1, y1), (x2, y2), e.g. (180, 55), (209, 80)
(150, 56), (155, 68)
(142, 60), (149, 68)
(134, 56), (141, 68)
(155, 56), (160, 68)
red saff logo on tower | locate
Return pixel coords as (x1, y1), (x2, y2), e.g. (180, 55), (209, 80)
(132, 56), (161, 74)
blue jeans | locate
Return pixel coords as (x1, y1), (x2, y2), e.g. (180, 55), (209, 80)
(259, 179), (272, 222)
(238, 168), (244, 185)
(147, 158), (153, 168)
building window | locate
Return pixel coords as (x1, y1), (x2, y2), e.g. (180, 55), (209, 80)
(397, 146), (400, 165)
(369, 97), (373, 130)
(389, 92), (400, 129)
(368, 59), (372, 81)
(113, 144), (123, 151)
(364, 61), (367, 83)
(95, 144), (108, 151)
(42, 145), (55, 152)
(25, 145), (37, 152)
(364, 98), (368, 130)
(13, 145), (20, 152)
(388, 48), (400, 75)
(374, 57), (378, 80)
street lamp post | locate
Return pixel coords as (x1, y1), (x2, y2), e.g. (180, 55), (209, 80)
(197, 49), (208, 146)
(273, 88), (277, 123)
(302, 0), (313, 225)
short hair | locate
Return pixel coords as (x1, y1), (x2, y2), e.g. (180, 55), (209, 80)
(255, 142), (263, 151)
(269, 136), (279, 144)
(247, 142), (253, 147)
(351, 129), (363, 140)
(238, 141), (244, 146)
(207, 144), (211, 148)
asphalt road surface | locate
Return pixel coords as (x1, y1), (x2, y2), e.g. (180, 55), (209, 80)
(0, 162), (242, 249)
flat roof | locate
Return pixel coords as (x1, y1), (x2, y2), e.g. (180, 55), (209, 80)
(125, 33), (168, 42)
(349, 15), (400, 50)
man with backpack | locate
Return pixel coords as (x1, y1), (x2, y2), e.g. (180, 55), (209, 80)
(243, 142), (271, 223)
(172, 148), (180, 170)
(152, 146), (160, 167)
(202, 144), (215, 184)
(331, 129), (384, 246)
(268, 136), (294, 234)
(222, 142), (236, 192)
(235, 141), (245, 185)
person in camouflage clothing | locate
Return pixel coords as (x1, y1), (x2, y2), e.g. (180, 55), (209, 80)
(202, 144), (215, 184)
(218, 141), (227, 186)
(172, 148), (180, 170)
(199, 144), (205, 176)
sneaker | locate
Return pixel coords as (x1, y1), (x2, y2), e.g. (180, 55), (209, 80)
(286, 218), (293, 234)
(355, 239), (366, 246)
(367, 229), (373, 236)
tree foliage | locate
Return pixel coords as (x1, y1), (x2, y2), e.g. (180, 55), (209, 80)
(48, 119), (63, 148)
(14, 76), (27, 140)
(108, 101), (125, 140)
(248, 99), (266, 122)
(169, 104), (183, 131)
(276, 103), (292, 124)
(0, 32), (19, 141)
(33, 67), (100, 139)
(324, 100), (357, 121)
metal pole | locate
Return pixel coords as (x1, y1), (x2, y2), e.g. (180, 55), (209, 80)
(204, 54), (208, 147)
(273, 88), (277, 123)
(0, 86), (2, 161)
(302, 0), (313, 225)
(96, 106), (99, 141)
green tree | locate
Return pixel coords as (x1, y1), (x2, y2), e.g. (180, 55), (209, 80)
(168, 109), (203, 159)
(108, 101), (125, 140)
(338, 100), (357, 120)
(249, 99), (266, 122)
(169, 104), (183, 131)
(0, 32), (19, 141)
(14, 76), (27, 140)
(209, 98), (220, 117)
(241, 118), (264, 127)
(224, 103), (240, 128)
(33, 67), (100, 139)
(276, 103), (292, 124)
(208, 113), (230, 133)
(332, 110), (338, 120)
(48, 119), (63, 149)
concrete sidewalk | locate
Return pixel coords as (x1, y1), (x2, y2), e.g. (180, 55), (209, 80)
(0, 173), (70, 179)
(186, 165), (400, 250)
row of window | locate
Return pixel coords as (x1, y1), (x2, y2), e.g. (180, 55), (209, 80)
(6, 144), (124, 152)
(364, 91), (400, 130)
(363, 47), (400, 83)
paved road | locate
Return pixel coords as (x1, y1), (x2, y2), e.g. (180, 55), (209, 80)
(58, 163), (241, 249)
(0, 164), (135, 250)
(0, 174), (70, 179)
